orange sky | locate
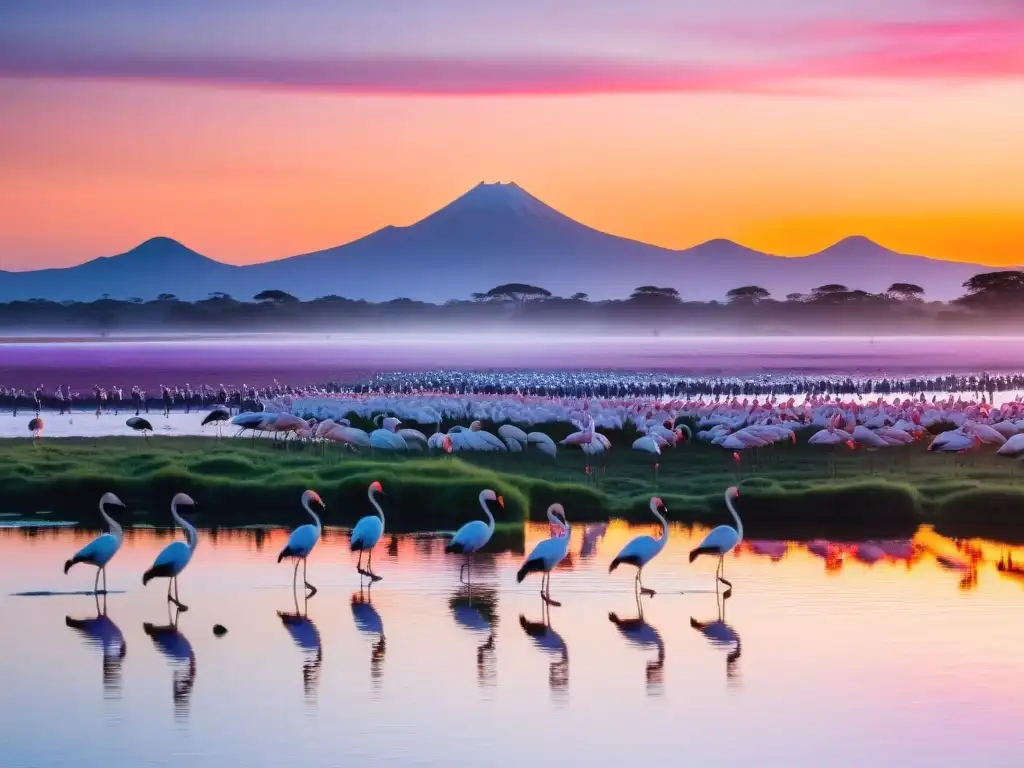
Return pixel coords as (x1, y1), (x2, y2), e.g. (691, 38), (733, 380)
(2, 3), (1023, 271)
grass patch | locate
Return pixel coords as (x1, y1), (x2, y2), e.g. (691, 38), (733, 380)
(1, 435), (1023, 537)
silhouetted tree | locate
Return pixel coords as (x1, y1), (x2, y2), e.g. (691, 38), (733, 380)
(785, 292), (805, 303)
(570, 292), (589, 301)
(208, 291), (233, 300)
(253, 289), (299, 305)
(484, 283), (552, 302)
(629, 285), (680, 302)
(956, 271), (1024, 307)
(812, 284), (849, 296)
(887, 283), (925, 301)
(726, 285), (771, 304)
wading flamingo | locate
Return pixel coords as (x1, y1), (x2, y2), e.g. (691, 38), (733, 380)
(689, 487), (743, 594)
(609, 496), (669, 597)
(516, 504), (570, 606)
(142, 493), (198, 611)
(64, 492), (126, 594)
(351, 481), (386, 580)
(277, 490), (326, 597)
(445, 489), (501, 583)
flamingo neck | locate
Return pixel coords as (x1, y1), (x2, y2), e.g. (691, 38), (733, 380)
(479, 492), (496, 534)
(725, 491), (744, 542)
(303, 498), (322, 535)
(369, 488), (385, 526)
(172, 500), (198, 551)
(99, 499), (123, 541)
(650, 502), (669, 551)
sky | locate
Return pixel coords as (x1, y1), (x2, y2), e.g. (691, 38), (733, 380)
(1, 0), (1023, 270)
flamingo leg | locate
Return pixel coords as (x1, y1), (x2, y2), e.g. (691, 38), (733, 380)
(292, 559), (300, 590)
(94, 567), (101, 595)
(303, 557), (317, 598)
(102, 566), (108, 594)
(638, 567), (656, 598)
(172, 576), (189, 612)
(367, 549), (381, 582)
(356, 550), (363, 573)
(542, 570), (562, 607)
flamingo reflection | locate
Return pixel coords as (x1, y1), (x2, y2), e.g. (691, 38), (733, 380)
(608, 594), (665, 694)
(519, 601), (568, 696)
(278, 591), (322, 702)
(143, 607), (196, 718)
(690, 592), (741, 683)
(351, 584), (386, 684)
(65, 592), (126, 698)
(449, 587), (498, 686)
(579, 523), (608, 559)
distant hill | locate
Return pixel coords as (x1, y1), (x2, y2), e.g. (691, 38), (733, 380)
(0, 183), (1009, 302)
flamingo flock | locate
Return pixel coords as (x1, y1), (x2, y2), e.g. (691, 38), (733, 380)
(63, 486), (747, 609)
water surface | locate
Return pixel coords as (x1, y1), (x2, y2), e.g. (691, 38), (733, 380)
(2, 523), (1022, 767)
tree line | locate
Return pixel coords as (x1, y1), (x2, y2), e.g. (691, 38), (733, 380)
(1, 271), (1023, 334)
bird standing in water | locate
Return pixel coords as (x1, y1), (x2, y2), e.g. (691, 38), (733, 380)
(64, 492), (126, 594)
(142, 493), (198, 611)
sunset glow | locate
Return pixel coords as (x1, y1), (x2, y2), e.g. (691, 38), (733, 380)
(1, 0), (1022, 270)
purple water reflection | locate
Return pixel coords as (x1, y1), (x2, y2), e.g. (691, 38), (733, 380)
(3, 334), (1024, 390)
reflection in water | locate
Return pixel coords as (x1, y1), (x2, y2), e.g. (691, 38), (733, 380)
(580, 523), (608, 559)
(65, 593), (126, 699)
(608, 595), (665, 695)
(351, 584), (385, 686)
(690, 592), (741, 685)
(278, 590), (322, 704)
(449, 587), (498, 687)
(519, 600), (568, 699)
(143, 607), (196, 719)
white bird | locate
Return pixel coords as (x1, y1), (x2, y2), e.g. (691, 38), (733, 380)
(609, 496), (669, 597)
(996, 433), (1024, 457)
(351, 481), (386, 579)
(64, 492), (126, 594)
(445, 489), (501, 583)
(689, 487), (744, 592)
(142, 493), (198, 611)
(632, 435), (661, 455)
(277, 490), (326, 597)
(516, 504), (570, 606)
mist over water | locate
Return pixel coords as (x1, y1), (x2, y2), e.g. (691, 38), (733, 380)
(4, 334), (1024, 390)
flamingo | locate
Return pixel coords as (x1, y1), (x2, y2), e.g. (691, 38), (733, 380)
(516, 504), (570, 606)
(201, 407), (230, 438)
(445, 489), (501, 583)
(64, 492), (126, 594)
(277, 490), (326, 597)
(609, 496), (669, 597)
(449, 587), (498, 683)
(142, 493), (198, 611)
(126, 416), (153, 441)
(351, 481), (386, 580)
(28, 416), (44, 443)
(689, 487), (743, 594)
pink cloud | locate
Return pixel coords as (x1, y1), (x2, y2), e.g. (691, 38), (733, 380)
(0, 17), (1021, 97)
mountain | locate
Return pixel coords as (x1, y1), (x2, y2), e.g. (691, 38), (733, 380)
(0, 184), (1009, 302)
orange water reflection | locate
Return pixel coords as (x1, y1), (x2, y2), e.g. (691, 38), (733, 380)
(2, 522), (1023, 766)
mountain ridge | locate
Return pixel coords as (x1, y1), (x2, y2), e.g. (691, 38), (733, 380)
(0, 183), (1013, 302)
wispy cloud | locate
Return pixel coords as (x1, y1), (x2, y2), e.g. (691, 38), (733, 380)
(1, 16), (1021, 96)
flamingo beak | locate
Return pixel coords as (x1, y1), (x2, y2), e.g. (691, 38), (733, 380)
(497, 495), (505, 508)
(732, 451), (741, 462)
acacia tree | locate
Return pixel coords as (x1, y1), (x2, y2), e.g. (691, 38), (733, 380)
(785, 292), (805, 303)
(630, 285), (681, 302)
(886, 282), (925, 301)
(726, 285), (771, 304)
(483, 283), (552, 302)
(254, 289), (299, 305)
(956, 271), (1024, 307)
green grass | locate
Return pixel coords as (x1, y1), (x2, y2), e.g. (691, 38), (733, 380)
(2, 434), (1023, 539)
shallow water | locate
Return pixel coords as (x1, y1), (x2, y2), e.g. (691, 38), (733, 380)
(4, 334), (1024, 390)
(2, 523), (1023, 767)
